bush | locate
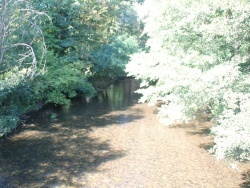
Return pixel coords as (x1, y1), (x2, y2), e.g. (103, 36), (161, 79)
(0, 70), (38, 136)
(0, 53), (95, 136)
(211, 93), (250, 161)
(33, 61), (95, 106)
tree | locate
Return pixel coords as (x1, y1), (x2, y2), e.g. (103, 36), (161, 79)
(0, 0), (48, 136)
(32, 0), (121, 62)
(0, 0), (142, 137)
(126, 0), (250, 161)
(0, 0), (47, 79)
(93, 33), (140, 78)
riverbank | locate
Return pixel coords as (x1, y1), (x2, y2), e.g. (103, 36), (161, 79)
(0, 76), (121, 140)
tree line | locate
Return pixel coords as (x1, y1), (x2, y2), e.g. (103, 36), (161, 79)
(1, 0), (249, 162)
(0, 0), (142, 136)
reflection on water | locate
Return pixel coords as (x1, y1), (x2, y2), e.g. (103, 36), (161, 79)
(0, 78), (141, 188)
(90, 78), (140, 110)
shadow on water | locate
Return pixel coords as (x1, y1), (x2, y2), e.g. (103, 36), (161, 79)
(169, 116), (216, 154)
(241, 170), (250, 188)
(0, 78), (142, 187)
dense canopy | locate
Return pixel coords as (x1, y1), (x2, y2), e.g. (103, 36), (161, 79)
(126, 0), (250, 161)
(1, 0), (250, 161)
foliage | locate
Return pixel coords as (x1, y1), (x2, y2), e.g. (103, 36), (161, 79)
(126, 0), (250, 161)
(0, 0), (141, 136)
(0, 83), (37, 136)
(33, 59), (95, 106)
(93, 34), (140, 78)
(0, 0), (48, 136)
(115, 0), (141, 35)
(33, 0), (121, 61)
(90, 0), (141, 78)
(0, 0), (48, 78)
(0, 72), (39, 136)
(211, 94), (250, 161)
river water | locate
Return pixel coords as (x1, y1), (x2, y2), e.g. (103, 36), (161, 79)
(0, 78), (246, 188)
(0, 78), (141, 187)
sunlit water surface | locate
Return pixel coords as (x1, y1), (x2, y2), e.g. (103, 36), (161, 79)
(0, 78), (140, 187)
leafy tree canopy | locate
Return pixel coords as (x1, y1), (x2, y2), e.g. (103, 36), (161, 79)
(126, 0), (250, 161)
(0, 0), (141, 136)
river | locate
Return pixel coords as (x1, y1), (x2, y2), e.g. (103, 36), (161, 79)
(0, 78), (247, 188)
(0, 78), (141, 187)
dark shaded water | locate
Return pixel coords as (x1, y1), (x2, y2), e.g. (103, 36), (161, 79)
(0, 78), (141, 188)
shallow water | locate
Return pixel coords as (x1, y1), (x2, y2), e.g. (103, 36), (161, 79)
(0, 78), (140, 187)
(0, 78), (247, 188)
